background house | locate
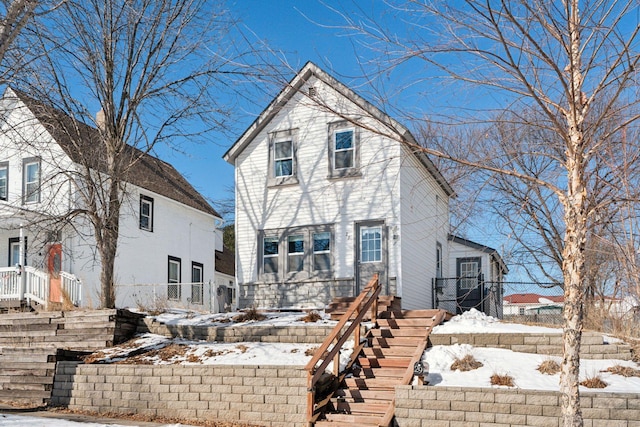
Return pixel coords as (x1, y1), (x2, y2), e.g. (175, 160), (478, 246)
(225, 61), (463, 310)
(503, 293), (564, 316)
(435, 235), (508, 317)
(0, 88), (223, 311)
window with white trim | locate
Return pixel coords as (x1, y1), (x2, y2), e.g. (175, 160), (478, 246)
(139, 195), (154, 231)
(436, 242), (443, 278)
(23, 157), (40, 204)
(0, 162), (7, 201)
(360, 226), (382, 263)
(459, 260), (479, 290)
(268, 129), (299, 186)
(328, 121), (360, 178)
(168, 256), (181, 300)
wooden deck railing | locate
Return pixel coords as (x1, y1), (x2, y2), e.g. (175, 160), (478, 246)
(304, 274), (381, 426)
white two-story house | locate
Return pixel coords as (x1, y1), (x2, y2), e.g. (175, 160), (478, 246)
(0, 88), (223, 311)
(225, 62), (458, 310)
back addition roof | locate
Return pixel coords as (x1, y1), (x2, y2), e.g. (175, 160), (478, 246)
(215, 247), (235, 277)
(224, 61), (455, 197)
(449, 234), (509, 274)
(9, 88), (219, 218)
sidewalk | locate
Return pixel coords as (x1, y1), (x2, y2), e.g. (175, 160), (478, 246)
(0, 404), (195, 426)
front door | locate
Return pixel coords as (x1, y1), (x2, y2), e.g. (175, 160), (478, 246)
(456, 257), (481, 314)
(47, 243), (62, 303)
(355, 221), (387, 294)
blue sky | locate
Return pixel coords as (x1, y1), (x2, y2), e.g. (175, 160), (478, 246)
(164, 1), (393, 218)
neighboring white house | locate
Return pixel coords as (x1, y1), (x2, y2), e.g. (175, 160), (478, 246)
(503, 293), (564, 316)
(437, 235), (509, 317)
(0, 88), (223, 311)
(224, 61), (461, 310)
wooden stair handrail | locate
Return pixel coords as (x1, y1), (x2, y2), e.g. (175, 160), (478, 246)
(305, 274), (381, 426)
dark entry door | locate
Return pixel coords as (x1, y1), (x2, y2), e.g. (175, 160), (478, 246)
(355, 221), (387, 294)
(456, 257), (481, 313)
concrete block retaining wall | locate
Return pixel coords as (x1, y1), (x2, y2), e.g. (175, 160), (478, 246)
(430, 331), (633, 360)
(139, 319), (341, 344)
(51, 362), (308, 427)
(395, 385), (640, 427)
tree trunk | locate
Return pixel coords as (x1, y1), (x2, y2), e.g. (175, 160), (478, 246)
(96, 179), (121, 309)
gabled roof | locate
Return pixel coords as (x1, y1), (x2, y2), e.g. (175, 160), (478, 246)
(8, 88), (220, 218)
(449, 234), (509, 274)
(503, 293), (564, 304)
(215, 247), (235, 277)
(223, 61), (455, 197)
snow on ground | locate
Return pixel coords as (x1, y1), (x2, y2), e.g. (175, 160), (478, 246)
(432, 308), (561, 334)
(2, 308), (639, 426)
(0, 414), (187, 426)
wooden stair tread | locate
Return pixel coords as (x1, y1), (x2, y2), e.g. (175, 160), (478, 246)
(344, 377), (399, 389)
(324, 413), (384, 424)
(335, 401), (390, 414)
(335, 389), (395, 401)
(368, 328), (432, 337)
(354, 367), (406, 378)
(369, 336), (422, 347)
(358, 357), (411, 368)
(362, 347), (417, 358)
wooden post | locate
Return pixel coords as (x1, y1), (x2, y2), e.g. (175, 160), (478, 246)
(306, 372), (314, 426)
(333, 337), (340, 376)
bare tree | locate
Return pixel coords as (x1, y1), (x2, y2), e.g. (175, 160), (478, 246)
(331, 1), (640, 425)
(21, 0), (247, 308)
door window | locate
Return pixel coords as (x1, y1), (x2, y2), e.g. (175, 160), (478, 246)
(459, 261), (479, 289)
(360, 226), (382, 263)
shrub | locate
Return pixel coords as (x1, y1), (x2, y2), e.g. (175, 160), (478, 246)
(233, 307), (265, 322)
(490, 373), (515, 387)
(299, 310), (323, 323)
(580, 375), (607, 388)
(537, 358), (561, 375)
(451, 354), (483, 371)
(603, 364), (640, 377)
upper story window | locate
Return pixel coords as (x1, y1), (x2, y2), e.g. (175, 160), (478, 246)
(334, 129), (355, 169)
(275, 140), (293, 177)
(139, 195), (154, 232)
(268, 129), (299, 187)
(0, 162), (8, 201)
(22, 157), (41, 204)
(328, 121), (360, 179)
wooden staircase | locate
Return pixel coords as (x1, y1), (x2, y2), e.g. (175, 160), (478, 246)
(314, 307), (448, 427)
(326, 296), (402, 320)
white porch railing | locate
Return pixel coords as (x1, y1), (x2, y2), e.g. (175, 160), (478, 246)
(60, 271), (82, 306)
(24, 266), (49, 306)
(0, 266), (82, 308)
(0, 267), (21, 301)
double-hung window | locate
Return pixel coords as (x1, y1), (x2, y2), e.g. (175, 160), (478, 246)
(313, 232), (331, 271)
(328, 121), (360, 178)
(0, 162), (7, 201)
(268, 129), (299, 186)
(334, 129), (355, 169)
(287, 235), (304, 272)
(263, 236), (279, 274)
(23, 157), (40, 204)
(140, 195), (154, 231)
(168, 256), (181, 300)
